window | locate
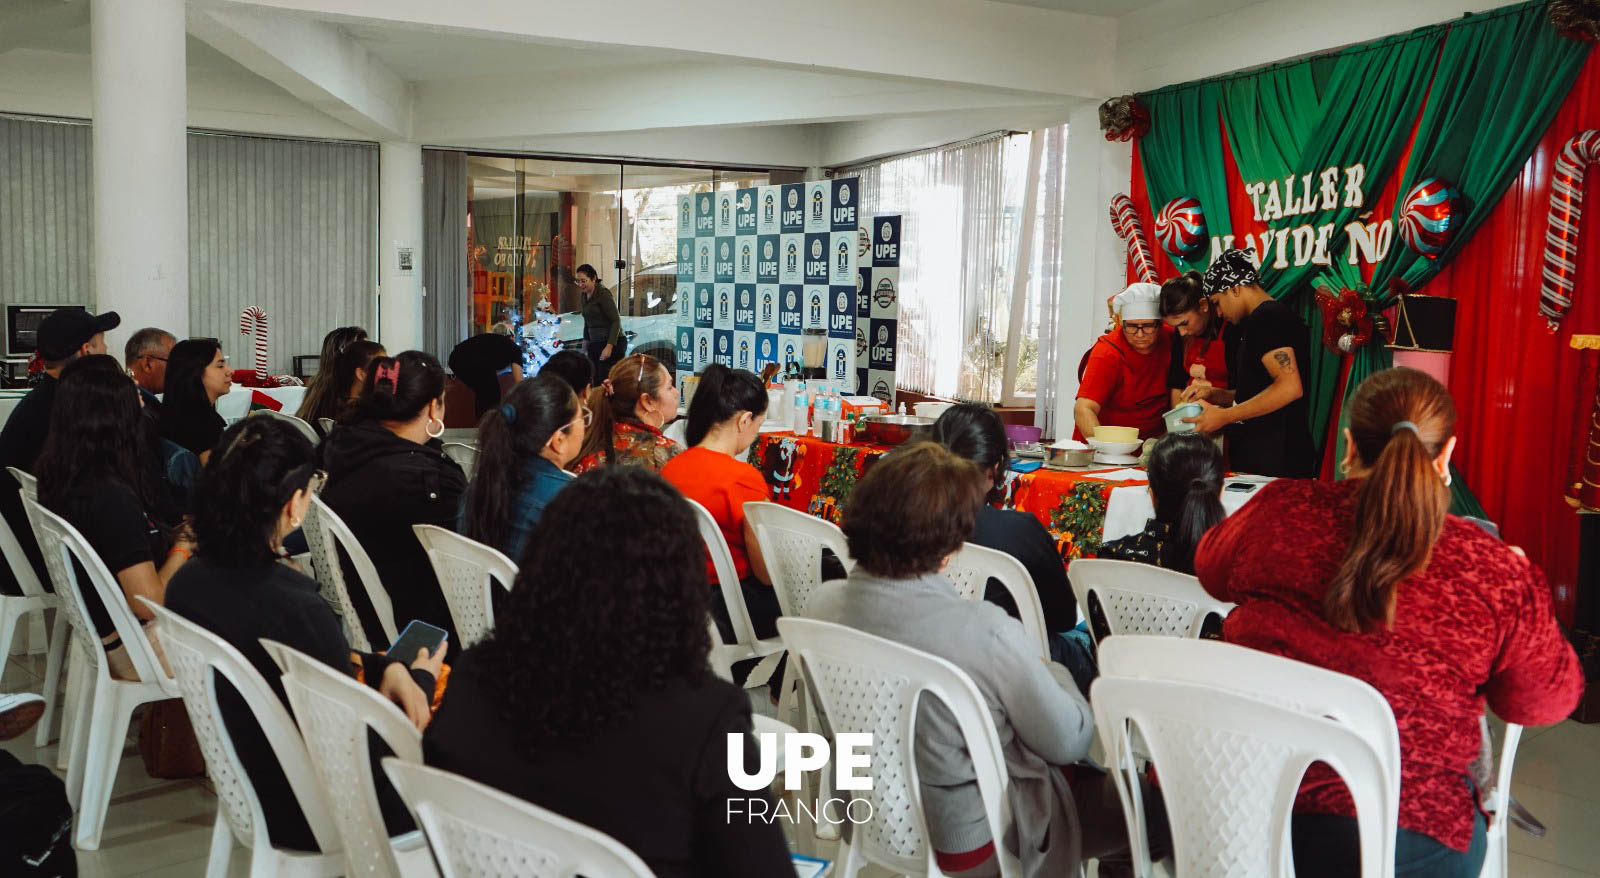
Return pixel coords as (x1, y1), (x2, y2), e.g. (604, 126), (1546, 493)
(844, 126), (1067, 408)
(462, 156), (767, 370)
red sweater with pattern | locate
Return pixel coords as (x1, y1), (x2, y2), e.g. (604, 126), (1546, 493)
(1194, 478), (1582, 851)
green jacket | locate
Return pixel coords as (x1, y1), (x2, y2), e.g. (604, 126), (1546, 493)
(581, 284), (621, 346)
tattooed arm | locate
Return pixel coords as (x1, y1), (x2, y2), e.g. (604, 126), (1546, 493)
(1182, 346), (1303, 433)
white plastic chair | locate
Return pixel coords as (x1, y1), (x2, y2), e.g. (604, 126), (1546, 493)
(945, 542), (1051, 660)
(24, 497), (178, 849)
(743, 501), (852, 619)
(305, 496), (397, 651)
(261, 640), (437, 878)
(382, 758), (658, 878)
(2, 468), (63, 740)
(687, 498), (783, 675)
(138, 601), (343, 876)
(1479, 720), (1524, 878)
(778, 617), (1021, 877)
(441, 443), (478, 474)
(1098, 635), (1400, 877)
(317, 417), (335, 436)
(249, 407), (320, 445)
(411, 525), (516, 649)
(9, 467), (73, 751)
(1066, 558), (1235, 642)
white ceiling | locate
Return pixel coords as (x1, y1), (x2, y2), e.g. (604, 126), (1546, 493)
(987, 0), (1168, 15)
(335, 23), (709, 81)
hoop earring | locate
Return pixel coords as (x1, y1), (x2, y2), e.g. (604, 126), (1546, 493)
(1339, 459), (1350, 476)
(426, 417), (444, 439)
(1442, 470), (1452, 488)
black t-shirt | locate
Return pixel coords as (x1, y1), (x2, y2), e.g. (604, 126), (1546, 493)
(53, 479), (166, 637)
(159, 403), (225, 457)
(0, 377), (56, 596)
(1225, 299), (1317, 478)
(971, 504), (1078, 633)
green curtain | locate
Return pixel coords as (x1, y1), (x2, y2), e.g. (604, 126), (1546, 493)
(1137, 82), (1232, 273)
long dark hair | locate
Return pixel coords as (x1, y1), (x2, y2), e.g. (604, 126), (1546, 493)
(1325, 367), (1456, 633)
(164, 338), (223, 417)
(684, 364), (767, 447)
(577, 353), (671, 464)
(1144, 432), (1225, 574)
(351, 350), (446, 424)
(468, 466), (712, 742)
(36, 355), (154, 511)
(192, 417), (317, 568)
(461, 375), (579, 550)
(331, 340), (386, 422)
(295, 326), (368, 422)
(931, 403), (1010, 502)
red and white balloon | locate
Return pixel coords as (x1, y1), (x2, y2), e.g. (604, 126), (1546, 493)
(1398, 177), (1459, 260)
(1541, 130), (1600, 332)
(1154, 196), (1208, 258)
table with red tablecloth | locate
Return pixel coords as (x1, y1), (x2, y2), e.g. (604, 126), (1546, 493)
(746, 432), (1156, 561)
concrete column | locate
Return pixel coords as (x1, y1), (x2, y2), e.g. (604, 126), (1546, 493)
(1055, 101), (1134, 433)
(379, 141), (424, 351)
(91, 0), (188, 349)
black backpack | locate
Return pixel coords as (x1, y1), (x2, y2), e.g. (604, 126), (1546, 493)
(0, 750), (75, 876)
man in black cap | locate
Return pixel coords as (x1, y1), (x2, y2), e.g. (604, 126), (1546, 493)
(1179, 249), (1317, 478)
(0, 308), (119, 595)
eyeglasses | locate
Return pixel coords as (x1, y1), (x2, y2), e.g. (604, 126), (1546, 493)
(1124, 322), (1161, 336)
(141, 354), (168, 363)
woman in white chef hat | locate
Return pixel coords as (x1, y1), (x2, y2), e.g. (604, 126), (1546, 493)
(1072, 282), (1174, 441)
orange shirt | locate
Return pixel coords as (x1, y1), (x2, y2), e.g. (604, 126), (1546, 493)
(661, 446), (771, 583)
(1073, 327), (1173, 440)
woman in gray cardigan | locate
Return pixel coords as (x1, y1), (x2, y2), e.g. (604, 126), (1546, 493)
(808, 442), (1164, 878)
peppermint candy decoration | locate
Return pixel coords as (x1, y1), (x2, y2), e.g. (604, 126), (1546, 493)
(1398, 177), (1460, 260)
(1541, 130), (1600, 331)
(239, 306), (268, 382)
(1154, 196), (1208, 258)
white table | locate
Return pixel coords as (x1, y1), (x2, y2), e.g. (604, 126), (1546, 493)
(1099, 472), (1276, 543)
(0, 390), (26, 430)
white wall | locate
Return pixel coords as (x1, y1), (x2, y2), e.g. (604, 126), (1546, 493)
(1117, 0), (1503, 94)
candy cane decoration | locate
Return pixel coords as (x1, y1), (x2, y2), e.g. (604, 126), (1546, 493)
(1110, 194), (1157, 284)
(239, 306), (268, 382)
(1541, 130), (1600, 332)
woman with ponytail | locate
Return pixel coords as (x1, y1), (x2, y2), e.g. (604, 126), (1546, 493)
(572, 353), (681, 474)
(1098, 431), (1225, 574)
(459, 375), (587, 562)
(659, 364), (775, 643)
(1195, 367), (1581, 877)
(321, 351), (468, 647)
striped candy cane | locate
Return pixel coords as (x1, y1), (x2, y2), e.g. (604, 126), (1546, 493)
(1541, 130), (1600, 332)
(1110, 194), (1157, 284)
(240, 306), (268, 382)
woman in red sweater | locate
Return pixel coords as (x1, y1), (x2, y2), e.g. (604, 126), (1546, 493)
(1194, 367), (1581, 878)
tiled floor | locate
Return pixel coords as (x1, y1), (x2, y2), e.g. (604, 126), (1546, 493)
(5, 647), (1599, 877)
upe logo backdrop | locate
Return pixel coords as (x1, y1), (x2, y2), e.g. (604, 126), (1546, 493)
(734, 284), (756, 332)
(828, 286), (854, 340)
(726, 732), (874, 827)
(803, 234), (829, 284)
(759, 190), (779, 235)
(756, 285), (779, 334)
(716, 193), (735, 237)
(737, 239), (755, 283)
(715, 285), (734, 331)
(804, 287), (826, 332)
(715, 237), (735, 283)
(713, 329), (733, 367)
(736, 187), (757, 235)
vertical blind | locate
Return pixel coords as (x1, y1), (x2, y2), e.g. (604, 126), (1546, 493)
(0, 115), (95, 306)
(422, 149), (469, 361)
(187, 132), (377, 373)
(0, 114), (377, 375)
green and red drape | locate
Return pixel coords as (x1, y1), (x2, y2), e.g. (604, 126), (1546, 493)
(1126, 0), (1597, 623)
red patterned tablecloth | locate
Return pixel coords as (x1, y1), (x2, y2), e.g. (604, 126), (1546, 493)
(747, 432), (1147, 560)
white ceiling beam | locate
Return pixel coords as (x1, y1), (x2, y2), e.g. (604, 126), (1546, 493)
(433, 124), (824, 170)
(204, 0), (1117, 98)
(817, 104), (1077, 168)
(187, 5), (411, 139)
(411, 63), (1064, 143)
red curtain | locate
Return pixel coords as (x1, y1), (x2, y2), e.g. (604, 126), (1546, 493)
(1125, 52), (1600, 623)
(1440, 48), (1600, 626)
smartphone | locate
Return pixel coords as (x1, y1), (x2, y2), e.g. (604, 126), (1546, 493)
(387, 619), (448, 663)
(1224, 481), (1256, 493)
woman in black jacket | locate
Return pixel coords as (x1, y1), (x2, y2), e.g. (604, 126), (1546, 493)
(319, 350), (467, 647)
(158, 338), (234, 463)
(424, 466), (791, 878)
(930, 405), (1078, 635)
(166, 416), (443, 852)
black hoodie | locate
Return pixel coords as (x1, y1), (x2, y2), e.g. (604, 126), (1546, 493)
(319, 421), (467, 647)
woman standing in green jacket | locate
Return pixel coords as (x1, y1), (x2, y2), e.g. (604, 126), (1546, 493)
(576, 263), (623, 379)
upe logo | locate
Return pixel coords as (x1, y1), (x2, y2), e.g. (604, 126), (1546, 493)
(762, 292), (774, 323)
(785, 289), (798, 309)
(720, 242), (730, 260)
(699, 248), (710, 274)
(719, 290), (730, 320)
(680, 202), (689, 225)
(680, 242), (691, 262)
(717, 334), (729, 354)
(835, 291), (849, 314)
(881, 221), (894, 242)
(874, 278), (897, 309)
(740, 243), (751, 273)
(761, 338), (773, 358)
(809, 294), (822, 324)
(838, 184), (851, 206)
(786, 242), (798, 272)
(811, 189), (824, 221)
(834, 348), (848, 381)
(698, 336), (709, 361)
(787, 188), (799, 209)
(720, 197), (731, 224)
(762, 240), (774, 260)
(738, 339), (750, 368)
(700, 196), (711, 213)
(763, 193), (775, 223)
(810, 239), (823, 260)
(836, 240), (849, 270)
(727, 732), (873, 827)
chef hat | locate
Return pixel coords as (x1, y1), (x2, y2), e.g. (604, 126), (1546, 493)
(1204, 247), (1259, 294)
(1111, 283), (1163, 321)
